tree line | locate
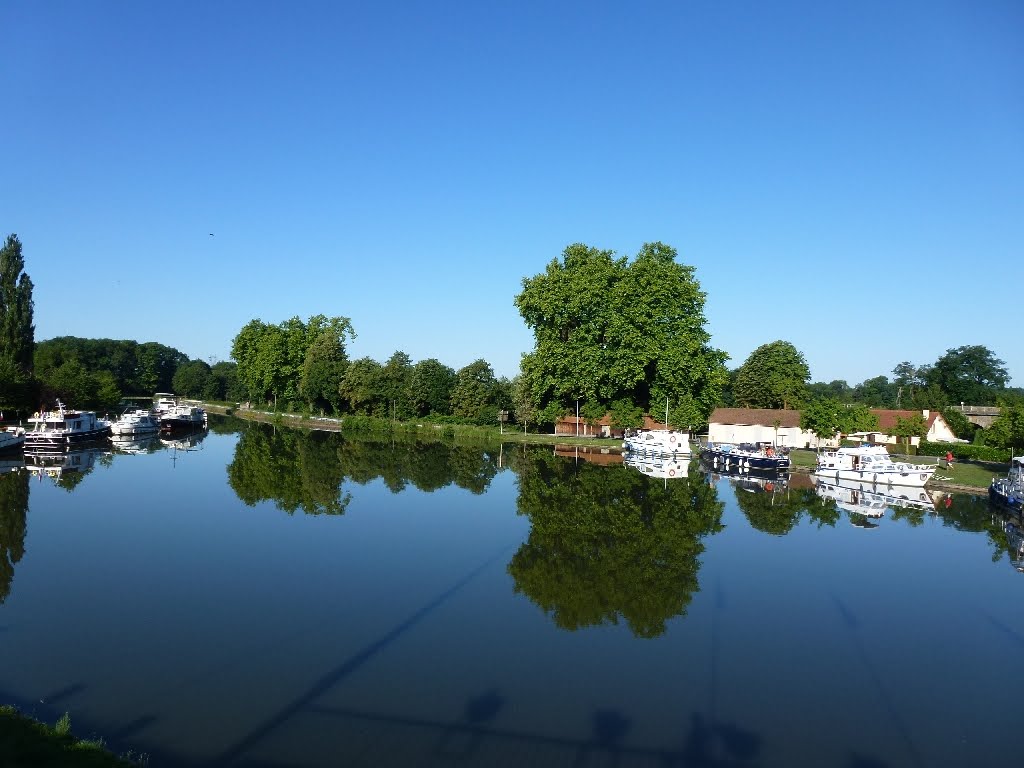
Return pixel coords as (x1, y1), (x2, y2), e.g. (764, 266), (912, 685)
(4, 230), (1021, 449)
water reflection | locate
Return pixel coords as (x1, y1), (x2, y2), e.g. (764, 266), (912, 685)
(225, 422), (505, 516)
(508, 450), (724, 638)
(23, 445), (107, 491)
(814, 477), (936, 520)
(623, 450), (689, 480)
(0, 469), (28, 604)
(110, 434), (163, 455)
(718, 470), (840, 535)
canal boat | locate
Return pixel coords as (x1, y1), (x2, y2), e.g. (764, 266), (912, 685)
(989, 456), (1024, 512)
(25, 401), (111, 447)
(622, 429), (691, 456)
(813, 444), (935, 487)
(109, 409), (160, 437)
(0, 426), (26, 453)
(701, 441), (790, 474)
(159, 403), (207, 432)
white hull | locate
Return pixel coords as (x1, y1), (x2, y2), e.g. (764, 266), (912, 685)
(622, 430), (690, 456)
(815, 445), (935, 487)
(813, 467), (934, 488)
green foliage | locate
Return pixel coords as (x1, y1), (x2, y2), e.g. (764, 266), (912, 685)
(409, 358), (456, 417)
(927, 345), (1009, 405)
(838, 403), (878, 433)
(918, 441), (1010, 462)
(799, 398), (842, 441)
(608, 398), (644, 430)
(231, 315), (355, 406)
(35, 337), (189, 397)
(852, 375), (897, 408)
(890, 413), (928, 453)
(515, 241), (727, 424)
(0, 234), (35, 396)
(735, 487), (839, 535)
(299, 331), (348, 414)
(54, 713), (71, 737)
(733, 340), (809, 409)
(172, 360), (212, 399)
(984, 398), (1024, 451)
(380, 350), (415, 419)
(941, 406), (976, 441)
(450, 359), (501, 424)
(339, 357), (384, 415)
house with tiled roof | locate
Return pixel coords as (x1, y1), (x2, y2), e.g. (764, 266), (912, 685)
(707, 407), (960, 450)
(707, 408), (836, 449)
(848, 409), (959, 446)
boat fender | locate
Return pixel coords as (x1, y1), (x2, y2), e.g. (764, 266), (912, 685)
(669, 469), (675, 477)
(670, 435), (676, 443)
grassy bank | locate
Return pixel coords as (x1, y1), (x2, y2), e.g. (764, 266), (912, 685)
(0, 706), (144, 767)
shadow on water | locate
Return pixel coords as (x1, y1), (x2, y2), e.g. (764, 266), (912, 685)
(983, 612), (1024, 651)
(211, 548), (510, 766)
(435, 688), (506, 758)
(830, 596), (924, 768)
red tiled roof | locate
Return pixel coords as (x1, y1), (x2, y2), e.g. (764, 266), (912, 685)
(709, 408), (802, 428)
(869, 410), (939, 430)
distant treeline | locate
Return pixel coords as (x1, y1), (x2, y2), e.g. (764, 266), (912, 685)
(29, 337), (243, 411)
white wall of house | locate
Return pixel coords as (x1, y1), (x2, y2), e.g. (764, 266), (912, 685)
(708, 423), (837, 449)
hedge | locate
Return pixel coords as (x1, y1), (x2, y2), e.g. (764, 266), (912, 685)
(919, 441), (1013, 463)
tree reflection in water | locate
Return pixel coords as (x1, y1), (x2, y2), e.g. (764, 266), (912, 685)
(0, 469), (29, 604)
(728, 476), (840, 536)
(226, 423), (504, 515)
(507, 451), (724, 638)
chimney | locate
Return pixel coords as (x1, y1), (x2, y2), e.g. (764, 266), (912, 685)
(922, 409), (930, 420)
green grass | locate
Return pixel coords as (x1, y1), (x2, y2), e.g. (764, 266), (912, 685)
(0, 707), (145, 767)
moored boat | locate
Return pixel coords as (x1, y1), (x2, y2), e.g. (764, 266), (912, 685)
(25, 401), (111, 447)
(109, 409), (160, 437)
(622, 429), (690, 456)
(159, 403), (207, 432)
(701, 441), (790, 474)
(814, 444), (935, 487)
(0, 426), (26, 453)
(989, 456), (1023, 512)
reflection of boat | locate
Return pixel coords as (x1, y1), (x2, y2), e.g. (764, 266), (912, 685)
(111, 434), (162, 455)
(109, 409), (160, 436)
(0, 426), (26, 452)
(814, 477), (935, 518)
(25, 401), (111, 447)
(0, 456), (24, 474)
(160, 428), (208, 451)
(700, 443), (790, 474)
(989, 456), (1023, 512)
(622, 429), (691, 456)
(706, 467), (787, 494)
(623, 451), (688, 479)
(849, 514), (881, 530)
(814, 444), (935, 487)
(24, 446), (104, 480)
(1002, 519), (1024, 573)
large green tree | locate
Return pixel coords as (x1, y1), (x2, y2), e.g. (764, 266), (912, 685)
(409, 358), (456, 417)
(927, 345), (1008, 405)
(0, 234), (35, 407)
(515, 242), (727, 427)
(231, 315), (354, 408)
(733, 340), (809, 409)
(450, 359), (501, 424)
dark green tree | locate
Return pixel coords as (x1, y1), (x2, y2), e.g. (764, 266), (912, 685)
(339, 357), (385, 415)
(800, 398), (843, 444)
(515, 242), (728, 426)
(410, 358), (457, 417)
(891, 413), (928, 453)
(380, 351), (414, 419)
(733, 340), (809, 409)
(941, 406), (976, 441)
(450, 359), (500, 424)
(985, 398), (1024, 450)
(172, 360), (213, 398)
(299, 331), (348, 414)
(851, 375), (897, 408)
(927, 345), (1008, 405)
(0, 234), (35, 408)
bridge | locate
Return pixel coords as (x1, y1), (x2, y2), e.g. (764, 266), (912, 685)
(954, 405), (1001, 428)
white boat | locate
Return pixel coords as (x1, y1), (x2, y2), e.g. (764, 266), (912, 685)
(622, 429), (690, 456)
(623, 451), (689, 479)
(815, 476), (935, 518)
(0, 426), (26, 453)
(813, 444), (935, 487)
(25, 401), (111, 447)
(109, 409), (160, 437)
(989, 456), (1023, 512)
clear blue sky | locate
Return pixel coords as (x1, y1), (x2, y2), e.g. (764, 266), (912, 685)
(3, 1), (1022, 387)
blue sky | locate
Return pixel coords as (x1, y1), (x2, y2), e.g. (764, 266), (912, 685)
(3, 1), (1022, 387)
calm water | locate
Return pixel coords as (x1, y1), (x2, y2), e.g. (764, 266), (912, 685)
(1, 417), (1021, 767)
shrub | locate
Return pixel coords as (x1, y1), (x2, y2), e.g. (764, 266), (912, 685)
(919, 441), (1011, 463)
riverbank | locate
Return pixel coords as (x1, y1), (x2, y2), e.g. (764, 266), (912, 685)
(201, 403), (998, 492)
(0, 706), (143, 766)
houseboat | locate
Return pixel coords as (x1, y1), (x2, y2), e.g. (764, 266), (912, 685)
(989, 456), (1023, 512)
(25, 401), (111, 447)
(814, 444), (935, 487)
(701, 441), (790, 474)
(622, 429), (691, 456)
(109, 409), (160, 437)
(0, 426), (26, 453)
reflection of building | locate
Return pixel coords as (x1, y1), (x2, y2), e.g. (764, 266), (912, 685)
(552, 444), (623, 466)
